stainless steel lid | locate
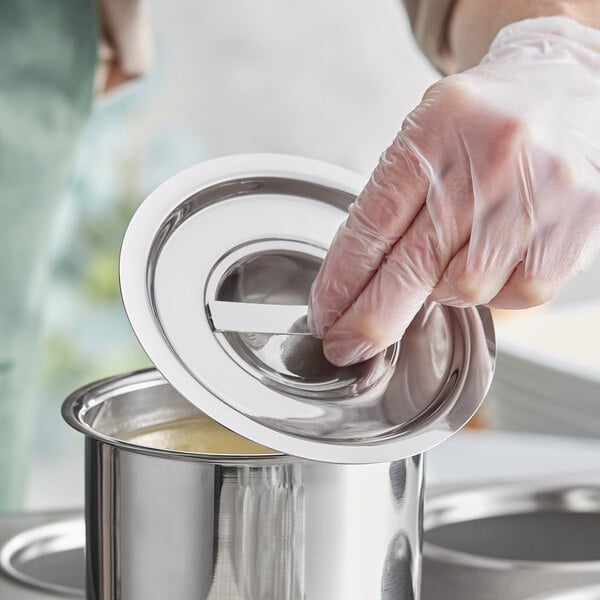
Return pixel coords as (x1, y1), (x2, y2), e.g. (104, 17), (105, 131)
(120, 154), (495, 463)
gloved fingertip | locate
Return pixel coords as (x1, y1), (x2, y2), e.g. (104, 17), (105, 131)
(518, 278), (552, 306)
(306, 301), (323, 339)
(323, 331), (378, 367)
(433, 273), (499, 307)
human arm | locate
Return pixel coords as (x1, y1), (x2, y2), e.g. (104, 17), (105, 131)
(95, 0), (152, 93)
(403, 0), (600, 73)
(308, 4), (600, 367)
(450, 0), (600, 71)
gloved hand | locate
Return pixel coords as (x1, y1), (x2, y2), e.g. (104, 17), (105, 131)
(309, 16), (600, 367)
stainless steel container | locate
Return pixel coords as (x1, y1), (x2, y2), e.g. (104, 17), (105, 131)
(63, 369), (424, 600)
(421, 478), (600, 600)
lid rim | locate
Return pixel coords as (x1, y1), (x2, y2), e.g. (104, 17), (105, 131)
(119, 154), (496, 464)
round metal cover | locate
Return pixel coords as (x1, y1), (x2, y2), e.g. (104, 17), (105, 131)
(120, 154), (495, 463)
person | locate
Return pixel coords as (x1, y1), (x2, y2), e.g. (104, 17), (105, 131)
(309, 0), (600, 367)
(0, 0), (150, 510)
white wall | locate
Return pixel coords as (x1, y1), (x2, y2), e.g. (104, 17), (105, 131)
(143, 0), (439, 175)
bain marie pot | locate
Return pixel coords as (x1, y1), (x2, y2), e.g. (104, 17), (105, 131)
(63, 369), (423, 600)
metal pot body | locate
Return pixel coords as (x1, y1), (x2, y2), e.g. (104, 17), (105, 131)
(64, 370), (424, 600)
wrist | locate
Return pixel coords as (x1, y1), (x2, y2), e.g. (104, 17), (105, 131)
(449, 0), (600, 71)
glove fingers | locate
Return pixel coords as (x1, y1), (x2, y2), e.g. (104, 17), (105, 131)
(489, 211), (600, 309)
(431, 181), (532, 307)
(486, 262), (561, 309)
(308, 137), (428, 338)
(430, 240), (522, 307)
(322, 197), (472, 367)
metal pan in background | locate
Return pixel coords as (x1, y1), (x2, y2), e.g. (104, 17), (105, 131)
(0, 511), (84, 599)
(422, 477), (600, 600)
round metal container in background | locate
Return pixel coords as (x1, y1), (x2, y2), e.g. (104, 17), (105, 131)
(63, 370), (423, 600)
(421, 478), (600, 600)
(0, 512), (84, 600)
(119, 154), (496, 463)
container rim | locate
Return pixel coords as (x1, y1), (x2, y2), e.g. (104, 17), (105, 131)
(423, 475), (600, 572)
(61, 368), (294, 464)
(0, 517), (84, 597)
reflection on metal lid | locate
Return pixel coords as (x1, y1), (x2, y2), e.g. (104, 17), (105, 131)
(120, 154), (496, 463)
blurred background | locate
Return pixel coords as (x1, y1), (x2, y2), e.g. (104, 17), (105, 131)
(3, 0), (599, 511)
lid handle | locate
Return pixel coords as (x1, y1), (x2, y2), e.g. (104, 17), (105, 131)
(207, 301), (312, 336)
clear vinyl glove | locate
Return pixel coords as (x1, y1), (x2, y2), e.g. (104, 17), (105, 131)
(308, 16), (600, 367)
